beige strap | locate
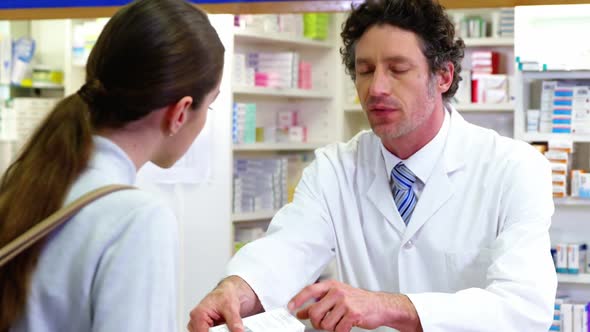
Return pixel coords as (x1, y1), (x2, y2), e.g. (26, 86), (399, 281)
(0, 184), (135, 267)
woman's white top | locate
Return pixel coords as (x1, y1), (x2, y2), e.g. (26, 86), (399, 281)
(11, 136), (178, 332)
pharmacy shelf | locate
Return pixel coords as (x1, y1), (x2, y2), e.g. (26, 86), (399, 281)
(234, 29), (333, 49)
(520, 133), (590, 143)
(520, 70), (590, 80)
(233, 86), (332, 99)
(558, 273), (590, 284)
(455, 103), (514, 112)
(463, 37), (514, 47)
(232, 210), (277, 223)
(554, 197), (590, 207)
(233, 142), (327, 151)
(2, 83), (64, 89)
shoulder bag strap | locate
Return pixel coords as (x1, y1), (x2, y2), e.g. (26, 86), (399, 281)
(0, 184), (135, 267)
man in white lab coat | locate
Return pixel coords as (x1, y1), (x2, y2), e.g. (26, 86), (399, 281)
(189, 0), (557, 331)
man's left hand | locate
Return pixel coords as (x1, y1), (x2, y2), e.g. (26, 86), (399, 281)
(288, 280), (422, 332)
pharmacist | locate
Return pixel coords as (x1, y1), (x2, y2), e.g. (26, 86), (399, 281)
(189, 0), (557, 331)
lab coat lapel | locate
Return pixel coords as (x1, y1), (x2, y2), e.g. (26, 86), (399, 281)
(402, 107), (467, 243)
(402, 158), (453, 243)
(365, 137), (406, 234)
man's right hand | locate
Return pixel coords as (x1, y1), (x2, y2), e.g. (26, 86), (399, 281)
(188, 276), (263, 332)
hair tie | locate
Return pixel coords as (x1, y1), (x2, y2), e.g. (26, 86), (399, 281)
(77, 79), (106, 105)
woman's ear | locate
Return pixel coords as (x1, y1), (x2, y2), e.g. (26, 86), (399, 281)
(165, 96), (193, 136)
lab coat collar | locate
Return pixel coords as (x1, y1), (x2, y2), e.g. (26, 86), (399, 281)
(380, 107), (450, 185)
(89, 136), (137, 185)
(365, 103), (467, 236)
(443, 103), (468, 174)
(402, 105), (468, 241)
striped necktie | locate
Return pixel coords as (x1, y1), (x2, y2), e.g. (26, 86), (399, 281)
(390, 162), (417, 225)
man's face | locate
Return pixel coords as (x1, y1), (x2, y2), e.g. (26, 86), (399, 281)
(355, 24), (441, 141)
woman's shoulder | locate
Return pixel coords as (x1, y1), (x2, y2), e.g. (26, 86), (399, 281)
(86, 187), (176, 229)
(60, 183), (177, 246)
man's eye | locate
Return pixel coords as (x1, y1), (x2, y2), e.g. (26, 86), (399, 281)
(391, 67), (409, 74)
(356, 68), (373, 76)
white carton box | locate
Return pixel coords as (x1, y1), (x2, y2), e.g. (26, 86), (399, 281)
(288, 126), (307, 143)
(562, 303), (573, 332)
(455, 70), (471, 104)
(580, 174), (590, 198)
(573, 304), (585, 332)
(277, 111), (298, 127)
(572, 86), (590, 134)
(556, 243), (568, 273)
(571, 170), (585, 197)
(567, 243), (587, 274)
(471, 73), (508, 104)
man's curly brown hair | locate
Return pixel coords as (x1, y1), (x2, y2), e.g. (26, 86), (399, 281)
(340, 0), (465, 101)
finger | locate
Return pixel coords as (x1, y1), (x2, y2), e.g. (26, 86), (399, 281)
(320, 303), (347, 331)
(306, 289), (339, 329)
(296, 288), (338, 320)
(193, 318), (214, 332)
(188, 308), (215, 332)
(335, 315), (355, 332)
(299, 290), (338, 331)
(301, 303), (326, 330)
(220, 302), (245, 332)
(187, 319), (212, 332)
(289, 281), (333, 311)
(296, 305), (311, 320)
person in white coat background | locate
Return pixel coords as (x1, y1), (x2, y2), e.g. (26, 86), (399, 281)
(0, 1), (224, 331)
(189, 0), (557, 331)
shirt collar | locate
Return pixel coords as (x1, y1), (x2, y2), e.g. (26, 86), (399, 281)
(381, 106), (451, 184)
(89, 135), (137, 185)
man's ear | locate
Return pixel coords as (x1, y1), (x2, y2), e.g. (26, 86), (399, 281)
(437, 62), (455, 94)
(165, 96), (193, 136)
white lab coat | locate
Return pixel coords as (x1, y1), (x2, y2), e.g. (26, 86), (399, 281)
(227, 107), (557, 331)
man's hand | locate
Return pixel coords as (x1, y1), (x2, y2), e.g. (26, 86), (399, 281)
(288, 280), (422, 332)
(188, 276), (263, 332)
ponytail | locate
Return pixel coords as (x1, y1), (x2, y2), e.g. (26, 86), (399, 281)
(0, 93), (94, 331)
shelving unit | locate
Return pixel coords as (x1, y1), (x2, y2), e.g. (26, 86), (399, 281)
(230, 14), (343, 253)
(3, 83), (64, 89)
(554, 197), (590, 207)
(512, 6), (590, 307)
(233, 85), (332, 99)
(234, 29), (332, 49)
(519, 70), (590, 81)
(558, 274), (590, 284)
(454, 103), (514, 112)
(233, 142), (327, 151)
(514, 70), (590, 141)
(463, 37), (514, 47)
(520, 133), (590, 143)
(232, 210), (277, 222)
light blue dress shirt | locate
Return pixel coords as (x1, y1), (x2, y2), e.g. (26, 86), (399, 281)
(11, 136), (178, 332)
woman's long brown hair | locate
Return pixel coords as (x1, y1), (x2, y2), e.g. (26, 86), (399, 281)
(0, 0), (224, 330)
